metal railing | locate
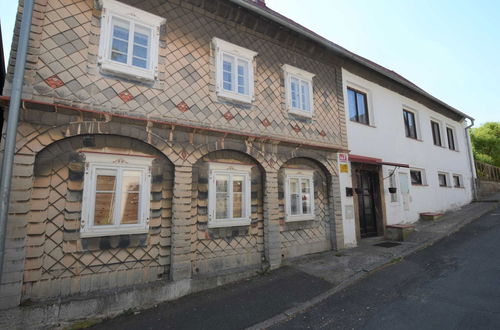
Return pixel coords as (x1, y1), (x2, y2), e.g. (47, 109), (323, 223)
(475, 160), (500, 182)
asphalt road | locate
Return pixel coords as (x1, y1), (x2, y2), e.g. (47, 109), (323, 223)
(273, 205), (500, 330)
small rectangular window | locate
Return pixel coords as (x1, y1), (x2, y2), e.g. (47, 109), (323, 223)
(453, 174), (462, 188)
(410, 169), (423, 185)
(348, 88), (369, 125)
(431, 121), (442, 146)
(438, 173), (448, 187)
(403, 110), (418, 139)
(283, 65), (315, 118)
(285, 169), (315, 221)
(447, 127), (456, 150)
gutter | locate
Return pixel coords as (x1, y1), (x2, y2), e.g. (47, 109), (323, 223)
(464, 118), (477, 200)
(0, 0), (34, 283)
(230, 0), (474, 122)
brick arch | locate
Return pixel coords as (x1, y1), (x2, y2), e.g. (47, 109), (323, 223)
(16, 121), (176, 164)
(280, 150), (337, 177)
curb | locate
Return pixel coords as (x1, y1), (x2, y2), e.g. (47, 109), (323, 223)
(247, 201), (500, 330)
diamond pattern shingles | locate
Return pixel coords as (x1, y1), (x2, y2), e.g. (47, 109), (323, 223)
(28, 0), (346, 149)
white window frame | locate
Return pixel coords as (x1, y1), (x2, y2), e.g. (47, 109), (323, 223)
(410, 168), (427, 186)
(437, 171), (450, 188)
(98, 0), (165, 81)
(283, 64), (315, 118)
(430, 118), (445, 147)
(80, 152), (153, 237)
(208, 162), (252, 228)
(213, 37), (257, 103)
(284, 168), (315, 222)
(452, 173), (464, 188)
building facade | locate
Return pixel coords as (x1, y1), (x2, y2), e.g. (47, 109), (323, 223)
(0, 0), (348, 310)
(338, 68), (475, 246)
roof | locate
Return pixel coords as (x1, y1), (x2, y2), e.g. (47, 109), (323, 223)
(230, 0), (473, 121)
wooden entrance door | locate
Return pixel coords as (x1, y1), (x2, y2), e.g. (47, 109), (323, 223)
(357, 170), (378, 237)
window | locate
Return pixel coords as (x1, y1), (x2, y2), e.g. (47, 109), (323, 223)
(403, 110), (418, 139)
(208, 163), (252, 228)
(431, 120), (442, 146)
(347, 87), (369, 125)
(213, 38), (257, 103)
(453, 174), (463, 188)
(98, 0), (165, 81)
(284, 169), (315, 221)
(438, 172), (448, 187)
(410, 169), (425, 185)
(80, 152), (153, 237)
(447, 126), (456, 150)
(283, 64), (315, 117)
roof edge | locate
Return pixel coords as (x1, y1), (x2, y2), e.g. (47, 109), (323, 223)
(229, 0), (473, 121)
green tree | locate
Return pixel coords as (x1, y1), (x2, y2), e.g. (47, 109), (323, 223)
(470, 122), (500, 167)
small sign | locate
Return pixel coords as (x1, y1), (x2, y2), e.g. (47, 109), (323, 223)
(340, 164), (349, 173)
(339, 153), (348, 163)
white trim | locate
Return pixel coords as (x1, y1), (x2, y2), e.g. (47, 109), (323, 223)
(284, 168), (315, 222)
(98, 0), (165, 81)
(213, 37), (257, 103)
(80, 152), (153, 237)
(208, 162), (252, 228)
(283, 64), (314, 118)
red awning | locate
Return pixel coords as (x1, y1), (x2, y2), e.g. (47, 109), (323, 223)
(348, 154), (409, 168)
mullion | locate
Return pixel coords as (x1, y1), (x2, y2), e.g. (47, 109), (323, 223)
(127, 22), (135, 66)
(112, 168), (123, 226)
(228, 173), (233, 220)
(354, 91), (360, 122)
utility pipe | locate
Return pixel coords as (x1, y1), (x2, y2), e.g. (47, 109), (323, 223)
(0, 0), (34, 283)
(464, 118), (477, 200)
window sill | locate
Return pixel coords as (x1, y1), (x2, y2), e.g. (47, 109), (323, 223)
(208, 219), (251, 228)
(405, 136), (423, 142)
(217, 90), (253, 104)
(411, 184), (429, 187)
(80, 228), (149, 238)
(289, 108), (313, 119)
(285, 215), (315, 222)
(100, 61), (155, 82)
(439, 185), (452, 188)
(349, 119), (373, 127)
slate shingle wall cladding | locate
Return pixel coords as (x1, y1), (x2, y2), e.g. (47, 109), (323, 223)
(22, 135), (174, 300)
(10, 0), (347, 149)
(278, 158), (331, 259)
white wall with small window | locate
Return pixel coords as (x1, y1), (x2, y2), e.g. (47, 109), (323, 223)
(98, 0), (165, 81)
(284, 169), (315, 222)
(437, 171), (451, 187)
(80, 152), (154, 237)
(213, 37), (257, 103)
(208, 163), (252, 228)
(452, 174), (464, 188)
(283, 64), (315, 118)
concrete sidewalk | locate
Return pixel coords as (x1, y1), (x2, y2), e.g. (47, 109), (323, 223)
(88, 193), (500, 330)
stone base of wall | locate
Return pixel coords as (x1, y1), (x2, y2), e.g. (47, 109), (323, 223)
(0, 268), (259, 330)
(477, 180), (500, 199)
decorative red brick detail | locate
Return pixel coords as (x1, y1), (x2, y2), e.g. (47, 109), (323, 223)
(292, 124), (301, 133)
(318, 130), (327, 137)
(268, 158), (275, 168)
(45, 75), (64, 89)
(223, 111), (234, 121)
(180, 149), (188, 160)
(176, 101), (189, 112)
(118, 91), (134, 103)
(261, 118), (271, 127)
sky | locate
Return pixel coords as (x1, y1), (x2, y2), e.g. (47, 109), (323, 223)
(1, 0), (499, 125)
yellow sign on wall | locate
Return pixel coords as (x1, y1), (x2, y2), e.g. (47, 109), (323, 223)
(340, 164), (349, 173)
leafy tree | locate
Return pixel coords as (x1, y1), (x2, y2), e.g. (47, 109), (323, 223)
(470, 122), (500, 167)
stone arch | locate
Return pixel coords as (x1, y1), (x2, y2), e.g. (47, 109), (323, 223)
(22, 133), (175, 301)
(190, 148), (266, 276)
(277, 156), (335, 260)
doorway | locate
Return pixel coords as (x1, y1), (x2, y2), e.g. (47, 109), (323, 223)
(356, 170), (379, 237)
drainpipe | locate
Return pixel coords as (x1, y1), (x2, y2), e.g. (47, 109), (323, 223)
(0, 0), (34, 283)
(464, 118), (477, 201)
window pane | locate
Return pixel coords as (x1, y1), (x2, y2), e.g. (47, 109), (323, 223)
(410, 170), (422, 185)
(222, 54), (233, 91)
(113, 25), (129, 40)
(120, 171), (141, 224)
(291, 78), (300, 108)
(301, 179), (311, 215)
(453, 176), (460, 187)
(447, 128), (455, 150)
(356, 92), (368, 124)
(438, 174), (447, 186)
(348, 89), (357, 121)
(237, 60), (248, 95)
(111, 19), (129, 64)
(300, 81), (310, 111)
(132, 57), (147, 68)
(96, 170), (117, 191)
(289, 178), (299, 215)
(134, 30), (149, 46)
(215, 175), (228, 219)
(133, 28), (149, 69)
(232, 176), (244, 218)
(94, 193), (115, 225)
(432, 122), (441, 146)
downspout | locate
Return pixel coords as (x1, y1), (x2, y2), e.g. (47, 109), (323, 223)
(464, 118), (477, 201)
(0, 0), (34, 282)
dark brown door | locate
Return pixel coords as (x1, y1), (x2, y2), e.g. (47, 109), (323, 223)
(357, 170), (378, 237)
